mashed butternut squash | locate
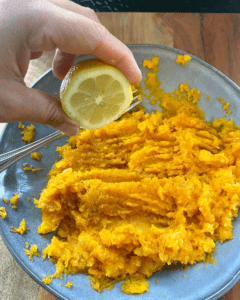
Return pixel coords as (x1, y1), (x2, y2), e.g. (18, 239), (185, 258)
(23, 163), (42, 172)
(0, 207), (7, 219)
(59, 281), (73, 289)
(217, 97), (232, 114)
(10, 219), (28, 234)
(24, 244), (40, 261)
(18, 122), (35, 143)
(176, 55), (192, 65)
(2, 197), (8, 203)
(31, 152), (42, 160)
(35, 56), (240, 294)
(10, 193), (20, 209)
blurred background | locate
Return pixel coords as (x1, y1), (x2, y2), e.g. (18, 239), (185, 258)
(71, 0), (240, 13)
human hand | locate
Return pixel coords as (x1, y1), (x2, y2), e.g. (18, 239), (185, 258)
(0, 0), (142, 136)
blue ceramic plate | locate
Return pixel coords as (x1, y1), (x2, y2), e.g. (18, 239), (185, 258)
(0, 44), (240, 300)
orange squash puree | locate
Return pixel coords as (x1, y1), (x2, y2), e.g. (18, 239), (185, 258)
(176, 54), (192, 65)
(18, 122), (35, 143)
(121, 276), (149, 294)
(9, 193), (20, 209)
(10, 219), (28, 234)
(217, 97), (232, 114)
(24, 244), (40, 261)
(173, 83), (201, 103)
(30, 152), (42, 160)
(0, 207), (7, 219)
(143, 55), (159, 71)
(35, 56), (240, 294)
(2, 196), (8, 203)
(23, 163), (42, 172)
(42, 276), (53, 284)
(59, 282), (73, 289)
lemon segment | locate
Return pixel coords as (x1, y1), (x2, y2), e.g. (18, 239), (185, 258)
(60, 59), (133, 130)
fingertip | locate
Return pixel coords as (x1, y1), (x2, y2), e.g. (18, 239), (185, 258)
(30, 51), (43, 60)
(127, 54), (143, 84)
(103, 56), (142, 84)
(116, 57), (143, 85)
(52, 50), (77, 80)
(56, 121), (80, 136)
(128, 67), (143, 85)
(52, 69), (65, 80)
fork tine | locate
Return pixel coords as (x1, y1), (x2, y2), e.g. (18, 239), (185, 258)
(129, 89), (142, 110)
(133, 95), (138, 100)
(132, 88), (140, 98)
(126, 98), (142, 112)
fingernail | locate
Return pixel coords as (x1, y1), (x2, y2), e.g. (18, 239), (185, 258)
(57, 122), (80, 136)
(131, 60), (142, 84)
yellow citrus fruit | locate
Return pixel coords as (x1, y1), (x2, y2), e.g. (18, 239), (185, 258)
(60, 58), (133, 130)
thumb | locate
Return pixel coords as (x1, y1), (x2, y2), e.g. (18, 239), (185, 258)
(0, 79), (79, 136)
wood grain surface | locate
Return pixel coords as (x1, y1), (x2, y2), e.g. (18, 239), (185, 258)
(34, 13), (240, 300)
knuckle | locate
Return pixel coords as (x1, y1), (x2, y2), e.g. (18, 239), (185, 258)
(85, 7), (95, 16)
(84, 7), (100, 24)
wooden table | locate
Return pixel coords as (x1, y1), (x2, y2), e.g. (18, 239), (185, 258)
(25, 13), (240, 300)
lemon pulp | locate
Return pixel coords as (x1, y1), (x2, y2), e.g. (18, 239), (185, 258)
(60, 59), (133, 130)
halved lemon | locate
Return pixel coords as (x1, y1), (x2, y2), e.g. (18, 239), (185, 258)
(60, 59), (133, 130)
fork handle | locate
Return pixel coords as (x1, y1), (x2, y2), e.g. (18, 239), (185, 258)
(0, 130), (63, 173)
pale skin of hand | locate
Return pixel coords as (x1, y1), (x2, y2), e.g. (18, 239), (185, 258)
(0, 0), (142, 136)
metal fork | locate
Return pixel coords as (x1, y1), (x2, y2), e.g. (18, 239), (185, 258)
(0, 90), (141, 173)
